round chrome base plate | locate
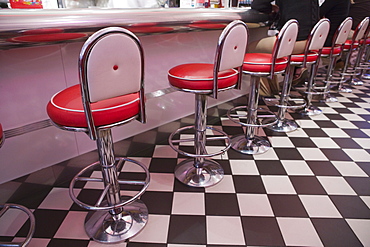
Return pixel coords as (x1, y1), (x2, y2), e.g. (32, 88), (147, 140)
(339, 86), (352, 93)
(351, 78), (364, 86)
(174, 159), (224, 187)
(362, 74), (370, 80)
(297, 105), (322, 116)
(268, 119), (298, 133)
(325, 95), (338, 103)
(84, 199), (148, 243)
(230, 134), (270, 155)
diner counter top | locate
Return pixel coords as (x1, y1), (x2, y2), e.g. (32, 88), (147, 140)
(0, 7), (269, 49)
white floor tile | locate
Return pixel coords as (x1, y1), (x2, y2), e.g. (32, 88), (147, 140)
(322, 128), (350, 138)
(130, 214), (170, 243)
(268, 136), (295, 147)
(286, 128), (309, 137)
(343, 149), (370, 162)
(38, 187), (74, 210)
(237, 193), (274, 216)
(353, 138), (370, 149)
(317, 176), (357, 195)
(341, 114), (367, 121)
(206, 216), (245, 245)
(261, 175), (296, 194)
(153, 145), (179, 158)
(54, 211), (89, 239)
(205, 175), (235, 193)
(346, 219), (370, 247)
(281, 160), (314, 176)
(296, 119), (320, 129)
(146, 173), (175, 192)
(310, 138), (340, 148)
(309, 114), (330, 120)
(122, 157), (151, 172)
(331, 161), (368, 177)
(297, 148), (329, 161)
(277, 217), (323, 247)
(299, 195), (342, 218)
(349, 108), (370, 115)
(88, 241), (127, 247)
(171, 192), (205, 215)
(0, 207), (30, 236)
(253, 148), (279, 160)
(230, 160), (259, 175)
(168, 245), (206, 247)
(206, 146), (229, 160)
(360, 196), (370, 209)
(332, 120), (358, 129)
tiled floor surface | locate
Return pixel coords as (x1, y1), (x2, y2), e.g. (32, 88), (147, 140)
(1, 77), (370, 247)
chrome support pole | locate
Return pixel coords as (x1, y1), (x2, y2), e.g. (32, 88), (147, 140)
(194, 93), (207, 182)
(96, 129), (123, 216)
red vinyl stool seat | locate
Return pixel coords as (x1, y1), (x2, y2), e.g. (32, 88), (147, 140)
(339, 16), (369, 89)
(46, 27), (149, 244)
(227, 19), (298, 154)
(168, 20), (248, 188)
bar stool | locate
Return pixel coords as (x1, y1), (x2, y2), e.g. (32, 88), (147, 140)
(338, 17), (369, 91)
(360, 37), (370, 79)
(352, 24), (370, 82)
(0, 124), (36, 247)
(168, 20), (248, 187)
(46, 27), (150, 243)
(316, 17), (353, 103)
(291, 18), (330, 117)
(227, 19), (298, 154)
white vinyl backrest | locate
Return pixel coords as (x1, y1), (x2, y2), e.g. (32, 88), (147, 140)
(335, 18), (353, 45)
(219, 23), (248, 71)
(87, 33), (141, 103)
(354, 17), (369, 41)
(308, 19), (330, 51)
(276, 20), (299, 58)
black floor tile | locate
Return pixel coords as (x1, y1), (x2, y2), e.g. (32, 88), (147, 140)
(289, 176), (327, 195)
(241, 216), (285, 246)
(255, 160), (287, 175)
(268, 194), (309, 217)
(205, 193), (240, 216)
(167, 215), (206, 244)
(312, 218), (363, 247)
(233, 175), (266, 194)
(330, 195), (370, 219)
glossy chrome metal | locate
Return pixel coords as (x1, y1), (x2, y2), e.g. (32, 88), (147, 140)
(169, 94), (228, 187)
(338, 17), (369, 91)
(269, 63), (298, 132)
(174, 159), (224, 187)
(227, 76), (276, 155)
(168, 20), (248, 187)
(0, 8), (268, 50)
(230, 134), (270, 155)
(84, 198), (148, 243)
(0, 203), (36, 247)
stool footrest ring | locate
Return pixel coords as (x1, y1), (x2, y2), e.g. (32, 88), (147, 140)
(69, 157), (150, 211)
(227, 106), (278, 128)
(168, 125), (231, 158)
(0, 204), (36, 247)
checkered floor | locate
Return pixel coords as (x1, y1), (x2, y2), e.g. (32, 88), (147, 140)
(1, 78), (370, 247)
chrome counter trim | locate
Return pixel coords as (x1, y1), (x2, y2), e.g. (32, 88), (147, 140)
(0, 7), (268, 49)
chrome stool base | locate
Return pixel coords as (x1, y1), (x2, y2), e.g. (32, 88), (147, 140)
(85, 199), (148, 243)
(362, 73), (370, 80)
(324, 94), (338, 103)
(174, 158), (224, 187)
(339, 86), (353, 93)
(351, 78), (364, 86)
(268, 119), (298, 132)
(298, 105), (323, 116)
(230, 134), (270, 155)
